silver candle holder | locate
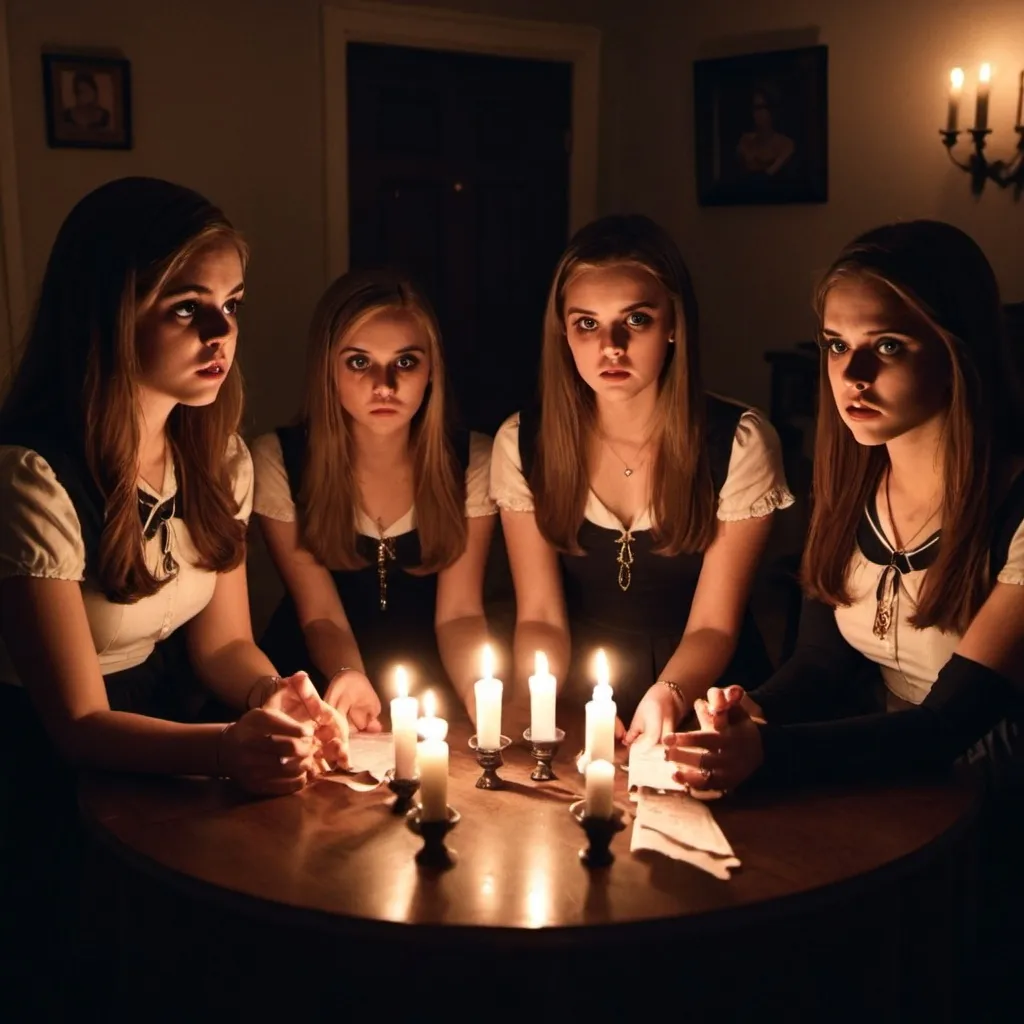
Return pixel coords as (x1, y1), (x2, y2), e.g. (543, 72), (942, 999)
(569, 799), (626, 868)
(467, 734), (512, 790)
(405, 805), (460, 870)
(523, 727), (565, 781)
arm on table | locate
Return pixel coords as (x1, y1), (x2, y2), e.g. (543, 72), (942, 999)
(435, 514), (496, 720)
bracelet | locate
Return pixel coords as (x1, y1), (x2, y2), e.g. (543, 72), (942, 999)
(658, 679), (687, 708)
(247, 674), (281, 710)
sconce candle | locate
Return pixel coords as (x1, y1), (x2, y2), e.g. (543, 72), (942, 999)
(474, 644), (503, 750)
(584, 649), (616, 766)
(528, 651), (557, 743)
(975, 62), (991, 131)
(416, 690), (449, 822)
(947, 67), (964, 132)
(390, 666), (418, 780)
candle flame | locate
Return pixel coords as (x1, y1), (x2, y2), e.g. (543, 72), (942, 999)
(980, 63), (991, 84)
(482, 643), (495, 681)
(535, 650), (549, 676)
(423, 689), (437, 718)
(395, 665), (408, 699)
(594, 648), (610, 688)
(950, 67), (965, 90)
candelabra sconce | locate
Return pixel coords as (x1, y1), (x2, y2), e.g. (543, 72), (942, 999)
(941, 126), (1024, 197)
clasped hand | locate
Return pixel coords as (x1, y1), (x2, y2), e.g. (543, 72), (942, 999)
(662, 685), (765, 796)
(221, 671), (350, 796)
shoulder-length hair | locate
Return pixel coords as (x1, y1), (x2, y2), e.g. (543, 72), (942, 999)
(0, 176), (248, 603)
(531, 213), (715, 555)
(298, 269), (466, 573)
(802, 219), (1024, 632)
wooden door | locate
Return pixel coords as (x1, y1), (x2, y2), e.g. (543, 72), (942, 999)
(347, 43), (572, 434)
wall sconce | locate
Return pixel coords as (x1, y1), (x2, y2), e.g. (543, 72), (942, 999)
(940, 65), (1024, 197)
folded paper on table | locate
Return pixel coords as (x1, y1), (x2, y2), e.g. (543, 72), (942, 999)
(629, 789), (740, 879)
(321, 732), (396, 790)
(627, 741), (688, 792)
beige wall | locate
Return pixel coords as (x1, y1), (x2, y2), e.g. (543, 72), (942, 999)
(4, 0), (613, 435)
(600, 0), (1024, 409)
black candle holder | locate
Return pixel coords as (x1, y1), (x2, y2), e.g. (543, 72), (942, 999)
(467, 734), (512, 790)
(387, 776), (420, 815)
(940, 126), (1024, 197)
(569, 799), (626, 868)
(405, 805), (460, 870)
(523, 727), (565, 781)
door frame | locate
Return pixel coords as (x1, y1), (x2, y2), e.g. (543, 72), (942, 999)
(0, 0), (25, 378)
(322, 0), (600, 281)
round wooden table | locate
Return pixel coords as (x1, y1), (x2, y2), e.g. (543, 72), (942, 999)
(79, 715), (980, 1021)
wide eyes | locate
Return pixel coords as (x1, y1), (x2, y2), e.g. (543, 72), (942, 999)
(570, 311), (654, 333)
(344, 353), (422, 372)
(171, 297), (242, 321)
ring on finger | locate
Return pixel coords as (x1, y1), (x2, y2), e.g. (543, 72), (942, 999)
(699, 764), (712, 782)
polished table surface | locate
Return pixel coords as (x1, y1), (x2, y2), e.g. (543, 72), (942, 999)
(78, 714), (979, 942)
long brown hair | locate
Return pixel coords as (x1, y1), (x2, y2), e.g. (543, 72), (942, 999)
(0, 177), (248, 603)
(297, 269), (466, 572)
(532, 214), (716, 554)
(803, 220), (1024, 632)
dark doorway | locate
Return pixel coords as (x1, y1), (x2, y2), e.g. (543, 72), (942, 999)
(347, 43), (572, 434)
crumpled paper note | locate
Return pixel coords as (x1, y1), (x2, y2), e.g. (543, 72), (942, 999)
(320, 733), (395, 791)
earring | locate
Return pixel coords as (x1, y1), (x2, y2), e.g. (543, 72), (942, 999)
(668, 337), (676, 345)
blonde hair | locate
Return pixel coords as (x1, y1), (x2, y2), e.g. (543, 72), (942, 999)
(531, 214), (716, 554)
(0, 177), (248, 603)
(297, 269), (467, 572)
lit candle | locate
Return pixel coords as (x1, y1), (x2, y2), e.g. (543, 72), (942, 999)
(416, 688), (448, 742)
(390, 666), (418, 780)
(975, 63), (991, 131)
(416, 690), (448, 822)
(585, 649), (616, 766)
(528, 651), (557, 742)
(474, 643), (503, 750)
(947, 66), (964, 131)
(584, 759), (615, 819)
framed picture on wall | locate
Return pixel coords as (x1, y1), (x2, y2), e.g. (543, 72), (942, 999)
(42, 54), (132, 150)
(694, 45), (827, 206)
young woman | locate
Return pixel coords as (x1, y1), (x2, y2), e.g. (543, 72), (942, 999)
(665, 221), (1024, 795)
(0, 177), (346, 1008)
(490, 214), (792, 741)
(252, 269), (496, 722)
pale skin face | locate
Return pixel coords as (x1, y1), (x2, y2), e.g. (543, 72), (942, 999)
(334, 309), (432, 436)
(821, 275), (951, 448)
(134, 242), (243, 411)
(562, 264), (673, 406)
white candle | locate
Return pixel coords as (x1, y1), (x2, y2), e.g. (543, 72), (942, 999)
(528, 651), (557, 742)
(416, 689), (448, 742)
(416, 690), (448, 821)
(585, 649), (616, 765)
(947, 66), (964, 132)
(584, 759), (615, 819)
(474, 643), (503, 750)
(390, 666), (418, 780)
(975, 62), (991, 131)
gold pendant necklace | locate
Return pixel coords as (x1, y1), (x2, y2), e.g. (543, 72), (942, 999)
(600, 435), (650, 478)
(375, 519), (396, 611)
(872, 469), (941, 641)
(615, 528), (634, 592)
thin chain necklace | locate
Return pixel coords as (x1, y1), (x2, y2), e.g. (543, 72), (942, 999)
(883, 467), (941, 552)
(600, 434), (651, 478)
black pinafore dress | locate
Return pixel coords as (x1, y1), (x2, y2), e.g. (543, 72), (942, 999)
(518, 396), (772, 721)
(259, 424), (470, 693)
